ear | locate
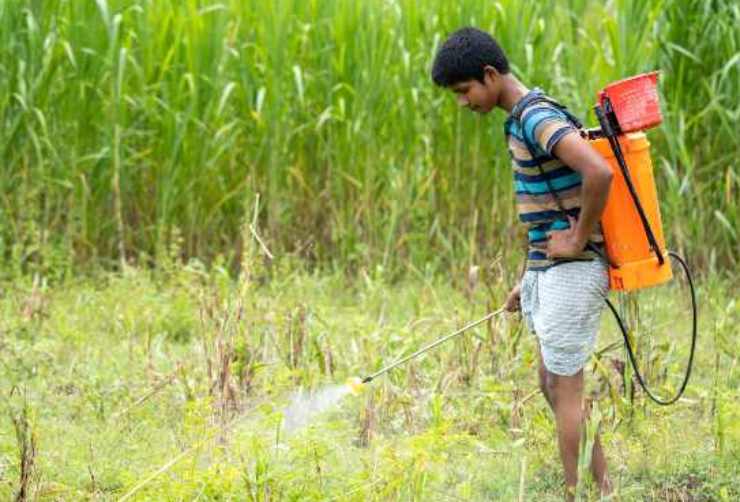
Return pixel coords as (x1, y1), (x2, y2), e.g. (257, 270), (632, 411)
(482, 65), (501, 84)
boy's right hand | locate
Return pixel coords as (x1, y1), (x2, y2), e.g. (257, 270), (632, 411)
(504, 283), (522, 312)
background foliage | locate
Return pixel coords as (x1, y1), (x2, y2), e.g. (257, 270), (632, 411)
(1, 0), (737, 277)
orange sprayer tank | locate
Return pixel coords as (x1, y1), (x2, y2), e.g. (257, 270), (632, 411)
(590, 132), (672, 291)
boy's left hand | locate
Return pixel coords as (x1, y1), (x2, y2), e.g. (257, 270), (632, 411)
(547, 216), (587, 258)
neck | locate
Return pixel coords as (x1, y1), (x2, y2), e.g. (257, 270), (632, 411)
(498, 74), (530, 113)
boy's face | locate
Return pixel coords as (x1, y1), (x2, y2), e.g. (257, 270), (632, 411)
(450, 66), (501, 114)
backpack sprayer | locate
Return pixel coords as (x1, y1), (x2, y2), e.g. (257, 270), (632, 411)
(348, 73), (697, 404)
(588, 72), (697, 405)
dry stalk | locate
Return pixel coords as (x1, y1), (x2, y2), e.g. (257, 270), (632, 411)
(215, 302), (241, 418)
(401, 397), (414, 431)
(510, 389), (524, 433)
(9, 398), (38, 502)
(288, 305), (307, 371)
(20, 274), (48, 322)
(486, 304), (501, 373)
(313, 337), (335, 377)
(406, 363), (420, 396)
(437, 367), (462, 395)
(87, 465), (97, 497)
(357, 394), (377, 448)
(249, 224), (274, 260)
(463, 338), (484, 386)
(199, 291), (247, 432)
(464, 264), (479, 300)
(322, 340), (335, 377)
(238, 355), (257, 395)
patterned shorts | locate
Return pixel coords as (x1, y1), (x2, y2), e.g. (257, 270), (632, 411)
(520, 260), (609, 376)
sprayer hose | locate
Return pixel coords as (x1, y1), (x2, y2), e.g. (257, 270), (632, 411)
(603, 251), (698, 405)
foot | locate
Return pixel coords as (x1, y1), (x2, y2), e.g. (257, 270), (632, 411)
(599, 476), (613, 499)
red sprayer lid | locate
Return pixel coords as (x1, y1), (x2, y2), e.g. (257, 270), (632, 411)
(598, 71), (662, 133)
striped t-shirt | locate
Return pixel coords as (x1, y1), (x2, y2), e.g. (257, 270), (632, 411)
(504, 89), (603, 271)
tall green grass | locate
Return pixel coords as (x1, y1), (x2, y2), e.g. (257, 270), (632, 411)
(0, 0), (737, 276)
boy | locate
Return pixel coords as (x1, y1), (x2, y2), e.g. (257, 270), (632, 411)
(431, 27), (613, 499)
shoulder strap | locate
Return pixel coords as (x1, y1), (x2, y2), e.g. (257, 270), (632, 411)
(511, 94), (578, 213)
(512, 93), (583, 131)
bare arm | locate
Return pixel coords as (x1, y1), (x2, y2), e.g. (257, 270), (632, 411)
(547, 132), (613, 258)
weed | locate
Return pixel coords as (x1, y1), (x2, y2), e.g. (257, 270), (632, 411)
(7, 390), (38, 502)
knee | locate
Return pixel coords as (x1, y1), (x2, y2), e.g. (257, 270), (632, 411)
(545, 372), (559, 397)
(547, 372), (585, 410)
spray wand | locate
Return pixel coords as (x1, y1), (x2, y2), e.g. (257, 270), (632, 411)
(346, 307), (505, 393)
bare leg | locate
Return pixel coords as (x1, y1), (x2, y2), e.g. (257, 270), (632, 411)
(538, 349), (611, 500)
(546, 370), (584, 500)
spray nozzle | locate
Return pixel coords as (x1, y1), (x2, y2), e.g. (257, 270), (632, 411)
(345, 377), (365, 394)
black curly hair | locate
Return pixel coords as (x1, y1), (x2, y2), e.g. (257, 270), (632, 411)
(431, 27), (510, 87)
